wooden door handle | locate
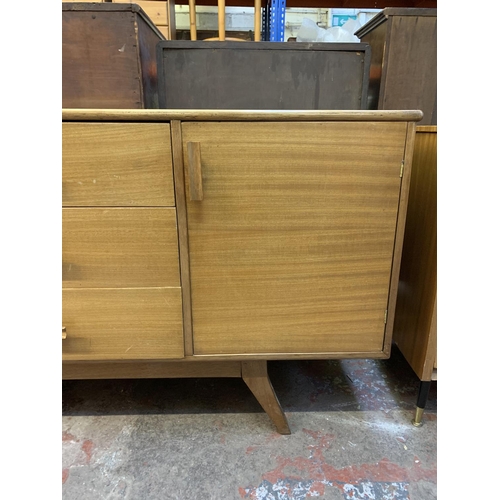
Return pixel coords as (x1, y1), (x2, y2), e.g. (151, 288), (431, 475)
(62, 326), (67, 340)
(187, 142), (203, 201)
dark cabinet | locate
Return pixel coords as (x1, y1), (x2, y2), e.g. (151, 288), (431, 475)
(355, 8), (437, 125)
(156, 41), (371, 110)
(62, 2), (165, 109)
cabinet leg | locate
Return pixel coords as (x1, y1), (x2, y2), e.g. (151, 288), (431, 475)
(412, 380), (432, 427)
(242, 361), (291, 435)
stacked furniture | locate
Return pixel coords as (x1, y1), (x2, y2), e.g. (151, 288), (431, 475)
(156, 40), (371, 110)
(62, 108), (422, 433)
(62, 2), (166, 109)
(354, 8), (437, 125)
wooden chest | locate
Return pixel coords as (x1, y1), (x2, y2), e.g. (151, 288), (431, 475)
(62, 2), (165, 109)
(156, 41), (371, 110)
(354, 8), (437, 125)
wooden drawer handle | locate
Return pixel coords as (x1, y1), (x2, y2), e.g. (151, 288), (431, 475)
(62, 327), (67, 340)
(187, 141), (203, 201)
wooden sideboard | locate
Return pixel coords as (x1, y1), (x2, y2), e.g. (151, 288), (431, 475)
(62, 109), (422, 433)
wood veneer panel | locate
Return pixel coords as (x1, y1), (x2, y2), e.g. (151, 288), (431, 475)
(62, 287), (183, 361)
(62, 208), (180, 288)
(183, 121), (408, 355)
(63, 123), (174, 206)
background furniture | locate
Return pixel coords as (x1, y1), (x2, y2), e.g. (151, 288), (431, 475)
(62, 108), (422, 433)
(156, 41), (371, 109)
(62, 2), (166, 108)
(354, 8), (437, 125)
(393, 125), (437, 426)
(111, 0), (177, 39)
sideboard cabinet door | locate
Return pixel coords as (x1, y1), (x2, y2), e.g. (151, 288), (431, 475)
(182, 122), (408, 356)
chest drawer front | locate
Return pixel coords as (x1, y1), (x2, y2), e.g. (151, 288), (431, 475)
(62, 288), (184, 361)
(62, 208), (180, 288)
(62, 123), (175, 207)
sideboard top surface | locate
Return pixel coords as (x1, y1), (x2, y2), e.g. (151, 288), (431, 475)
(62, 109), (424, 122)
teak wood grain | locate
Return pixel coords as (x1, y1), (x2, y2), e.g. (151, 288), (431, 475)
(182, 121), (408, 355)
(62, 123), (175, 206)
(63, 360), (241, 379)
(393, 126), (437, 380)
(242, 361), (291, 434)
(62, 208), (180, 288)
(62, 287), (183, 361)
(171, 121), (195, 356)
(62, 109), (423, 122)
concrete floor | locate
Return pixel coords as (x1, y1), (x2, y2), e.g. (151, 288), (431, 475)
(62, 346), (437, 499)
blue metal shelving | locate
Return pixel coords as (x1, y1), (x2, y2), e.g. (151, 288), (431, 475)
(269, 0), (286, 42)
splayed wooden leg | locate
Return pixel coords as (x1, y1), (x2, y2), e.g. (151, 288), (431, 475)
(242, 360), (291, 435)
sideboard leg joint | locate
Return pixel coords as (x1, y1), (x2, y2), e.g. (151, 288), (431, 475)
(241, 360), (291, 435)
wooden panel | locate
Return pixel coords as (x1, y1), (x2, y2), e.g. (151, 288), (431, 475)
(62, 288), (184, 361)
(355, 9), (437, 125)
(62, 3), (164, 108)
(158, 25), (172, 40)
(393, 127), (437, 380)
(62, 208), (180, 288)
(62, 109), (424, 122)
(171, 121), (195, 356)
(356, 20), (387, 111)
(62, 9), (142, 108)
(136, 15), (165, 108)
(183, 121), (408, 355)
(157, 41), (370, 110)
(113, 0), (168, 25)
(62, 360), (242, 379)
(382, 15), (437, 125)
(62, 123), (175, 206)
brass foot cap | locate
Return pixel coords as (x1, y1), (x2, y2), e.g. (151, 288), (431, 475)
(411, 419), (423, 427)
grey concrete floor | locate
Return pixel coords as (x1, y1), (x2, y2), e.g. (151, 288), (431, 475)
(62, 346), (437, 499)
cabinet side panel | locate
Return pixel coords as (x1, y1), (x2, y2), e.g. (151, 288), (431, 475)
(393, 128), (437, 378)
(381, 16), (437, 125)
(62, 10), (143, 108)
(358, 21), (388, 111)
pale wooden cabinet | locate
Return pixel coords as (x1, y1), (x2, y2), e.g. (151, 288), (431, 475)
(62, 109), (422, 433)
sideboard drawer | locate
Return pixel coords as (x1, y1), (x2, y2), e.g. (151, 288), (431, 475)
(62, 208), (180, 288)
(62, 288), (184, 361)
(62, 123), (175, 207)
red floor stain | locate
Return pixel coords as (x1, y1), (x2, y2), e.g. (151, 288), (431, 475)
(62, 431), (78, 442)
(81, 439), (94, 463)
(62, 468), (69, 484)
(246, 432), (283, 454)
(240, 428), (436, 498)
